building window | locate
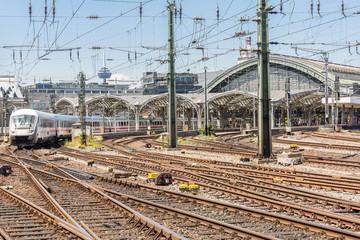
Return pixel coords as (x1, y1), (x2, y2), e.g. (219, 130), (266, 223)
(65, 90), (73, 94)
(56, 90), (64, 93)
(47, 90), (55, 93)
(92, 91), (99, 94)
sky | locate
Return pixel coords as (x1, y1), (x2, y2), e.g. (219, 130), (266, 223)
(0, 0), (359, 86)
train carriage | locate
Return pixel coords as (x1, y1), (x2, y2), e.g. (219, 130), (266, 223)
(10, 109), (196, 147)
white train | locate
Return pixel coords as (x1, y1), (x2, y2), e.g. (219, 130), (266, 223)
(10, 109), (197, 147)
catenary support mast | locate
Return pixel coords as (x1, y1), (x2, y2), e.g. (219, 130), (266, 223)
(168, 1), (177, 148)
(257, 0), (272, 158)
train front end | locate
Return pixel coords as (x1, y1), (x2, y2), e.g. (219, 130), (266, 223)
(9, 110), (37, 147)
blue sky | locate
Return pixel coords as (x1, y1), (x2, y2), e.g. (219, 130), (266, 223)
(0, 0), (359, 85)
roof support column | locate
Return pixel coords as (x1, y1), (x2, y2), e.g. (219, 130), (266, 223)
(341, 105), (345, 124)
(197, 104), (202, 130)
(307, 109), (312, 126)
(271, 103), (275, 128)
(219, 107), (227, 130)
(135, 105), (140, 131)
(350, 106), (354, 125)
(186, 108), (192, 131)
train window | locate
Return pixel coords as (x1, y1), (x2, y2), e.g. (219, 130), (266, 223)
(13, 115), (35, 128)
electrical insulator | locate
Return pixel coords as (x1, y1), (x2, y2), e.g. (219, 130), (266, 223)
(216, 6), (219, 24)
(87, 15), (100, 19)
(29, 1), (32, 22)
(77, 49), (80, 60)
(174, 4), (177, 23)
(317, 0), (320, 16)
(45, 0), (48, 20)
(310, 0), (313, 17)
(139, 2), (142, 22)
(52, 0), (55, 22)
(341, 0), (346, 17)
(348, 43), (352, 55)
(179, 3), (182, 22)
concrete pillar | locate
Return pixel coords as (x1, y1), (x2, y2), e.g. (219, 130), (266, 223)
(197, 105), (202, 130)
(350, 106), (354, 125)
(219, 107), (227, 129)
(186, 108), (192, 131)
(307, 110), (312, 126)
(162, 107), (166, 131)
(135, 106), (140, 131)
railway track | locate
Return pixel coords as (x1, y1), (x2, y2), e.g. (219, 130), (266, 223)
(311, 132), (360, 143)
(0, 187), (91, 240)
(16, 149), (360, 239)
(99, 140), (360, 192)
(4, 147), (184, 240)
(274, 138), (360, 151)
(56, 143), (360, 233)
(25, 163), (278, 239)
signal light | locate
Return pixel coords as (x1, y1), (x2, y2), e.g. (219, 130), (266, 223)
(168, 175), (171, 178)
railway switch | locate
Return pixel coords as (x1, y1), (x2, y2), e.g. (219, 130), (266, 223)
(1, 165), (13, 176)
(179, 184), (189, 192)
(155, 173), (173, 186)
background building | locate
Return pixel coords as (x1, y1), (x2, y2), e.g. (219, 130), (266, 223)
(22, 81), (132, 111)
(141, 72), (201, 95)
(0, 76), (26, 135)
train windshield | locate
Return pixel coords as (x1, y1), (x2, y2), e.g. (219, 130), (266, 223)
(13, 115), (35, 128)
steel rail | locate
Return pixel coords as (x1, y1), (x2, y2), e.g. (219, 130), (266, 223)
(0, 228), (12, 240)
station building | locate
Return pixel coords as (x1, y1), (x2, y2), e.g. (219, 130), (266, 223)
(3, 53), (360, 133)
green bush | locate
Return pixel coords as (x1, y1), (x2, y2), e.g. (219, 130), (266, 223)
(200, 123), (216, 136)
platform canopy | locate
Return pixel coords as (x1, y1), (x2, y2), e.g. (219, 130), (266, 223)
(322, 96), (360, 108)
